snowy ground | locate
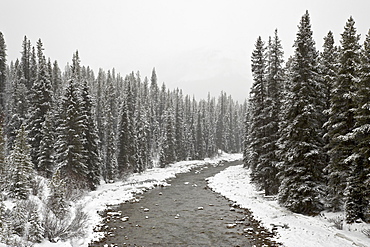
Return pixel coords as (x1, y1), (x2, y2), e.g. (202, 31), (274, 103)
(35, 153), (242, 247)
(207, 165), (370, 247)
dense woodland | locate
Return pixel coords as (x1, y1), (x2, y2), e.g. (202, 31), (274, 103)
(0, 31), (245, 245)
(245, 11), (370, 223)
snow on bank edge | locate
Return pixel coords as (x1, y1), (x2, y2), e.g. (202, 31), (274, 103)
(206, 165), (370, 247)
(36, 153), (242, 247)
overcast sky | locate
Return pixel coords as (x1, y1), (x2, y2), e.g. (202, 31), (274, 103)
(1, 0), (370, 102)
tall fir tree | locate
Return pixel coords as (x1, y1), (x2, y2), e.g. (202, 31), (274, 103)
(277, 11), (326, 215)
(8, 125), (34, 200)
(246, 36), (267, 171)
(55, 78), (89, 192)
(27, 39), (53, 172)
(81, 80), (100, 189)
(38, 110), (55, 178)
(255, 30), (284, 195)
(325, 17), (361, 212)
(344, 29), (370, 223)
(0, 31), (6, 111)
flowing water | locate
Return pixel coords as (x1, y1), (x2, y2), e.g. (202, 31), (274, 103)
(90, 160), (280, 247)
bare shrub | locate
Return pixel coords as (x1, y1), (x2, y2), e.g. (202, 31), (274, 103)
(327, 216), (344, 230)
(43, 204), (89, 242)
(362, 228), (370, 238)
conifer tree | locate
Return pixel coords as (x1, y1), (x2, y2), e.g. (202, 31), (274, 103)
(38, 111), (55, 178)
(246, 36), (267, 171)
(344, 29), (370, 223)
(81, 80), (100, 189)
(27, 39), (53, 172)
(325, 17), (361, 211)
(0, 31), (6, 111)
(55, 78), (89, 192)
(117, 78), (136, 174)
(27, 209), (44, 243)
(8, 125), (34, 200)
(160, 108), (176, 167)
(277, 11), (326, 215)
(47, 169), (68, 219)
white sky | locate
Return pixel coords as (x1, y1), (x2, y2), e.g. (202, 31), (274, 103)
(1, 0), (370, 102)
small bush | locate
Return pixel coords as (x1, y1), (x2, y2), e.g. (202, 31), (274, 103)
(44, 204), (89, 242)
(362, 228), (370, 238)
(327, 216), (344, 230)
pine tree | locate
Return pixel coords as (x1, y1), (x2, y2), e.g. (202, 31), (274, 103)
(47, 169), (68, 219)
(117, 78), (136, 174)
(277, 11), (326, 215)
(344, 29), (370, 223)
(325, 17), (361, 212)
(27, 209), (44, 243)
(81, 80), (100, 190)
(38, 110), (55, 178)
(0, 121), (6, 191)
(246, 36), (267, 171)
(195, 109), (205, 159)
(55, 78), (89, 192)
(0, 31), (6, 111)
(20, 36), (32, 90)
(254, 30), (284, 195)
(160, 108), (176, 167)
(8, 125), (34, 200)
(27, 39), (53, 172)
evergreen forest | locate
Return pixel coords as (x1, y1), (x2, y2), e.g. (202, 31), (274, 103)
(245, 11), (370, 223)
(0, 32), (245, 245)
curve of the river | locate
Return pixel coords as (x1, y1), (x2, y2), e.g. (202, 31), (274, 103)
(90, 160), (280, 247)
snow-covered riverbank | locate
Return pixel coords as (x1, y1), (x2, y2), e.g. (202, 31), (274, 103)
(207, 165), (370, 247)
(35, 153), (242, 247)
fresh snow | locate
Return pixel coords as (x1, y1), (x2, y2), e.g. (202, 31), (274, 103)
(206, 165), (370, 247)
(35, 152), (242, 247)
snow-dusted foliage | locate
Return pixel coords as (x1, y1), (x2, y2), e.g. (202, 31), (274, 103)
(245, 11), (370, 224)
(0, 32), (245, 245)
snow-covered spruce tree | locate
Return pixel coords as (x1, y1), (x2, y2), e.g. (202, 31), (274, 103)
(0, 121), (6, 191)
(160, 108), (176, 167)
(80, 80), (100, 190)
(325, 17), (361, 212)
(27, 39), (53, 173)
(55, 78), (90, 193)
(319, 31), (341, 210)
(246, 36), (267, 172)
(37, 110), (55, 179)
(27, 209), (44, 243)
(8, 125), (34, 200)
(206, 94), (217, 157)
(277, 11), (326, 215)
(134, 82), (150, 173)
(117, 77), (136, 175)
(149, 68), (160, 160)
(6, 62), (29, 150)
(0, 31), (6, 111)
(216, 91), (227, 151)
(320, 31), (338, 112)
(344, 29), (370, 223)
(47, 169), (68, 219)
(254, 30), (285, 195)
(174, 89), (186, 161)
(20, 36), (32, 90)
(195, 109), (205, 159)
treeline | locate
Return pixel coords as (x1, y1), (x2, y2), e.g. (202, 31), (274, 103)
(245, 11), (370, 223)
(0, 33), (245, 245)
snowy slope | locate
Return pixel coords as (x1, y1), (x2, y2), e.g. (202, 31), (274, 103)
(207, 165), (370, 247)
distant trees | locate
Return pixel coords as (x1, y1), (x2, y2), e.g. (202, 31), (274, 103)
(244, 12), (370, 222)
(0, 28), (244, 245)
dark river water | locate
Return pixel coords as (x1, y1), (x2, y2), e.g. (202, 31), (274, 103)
(90, 160), (280, 247)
